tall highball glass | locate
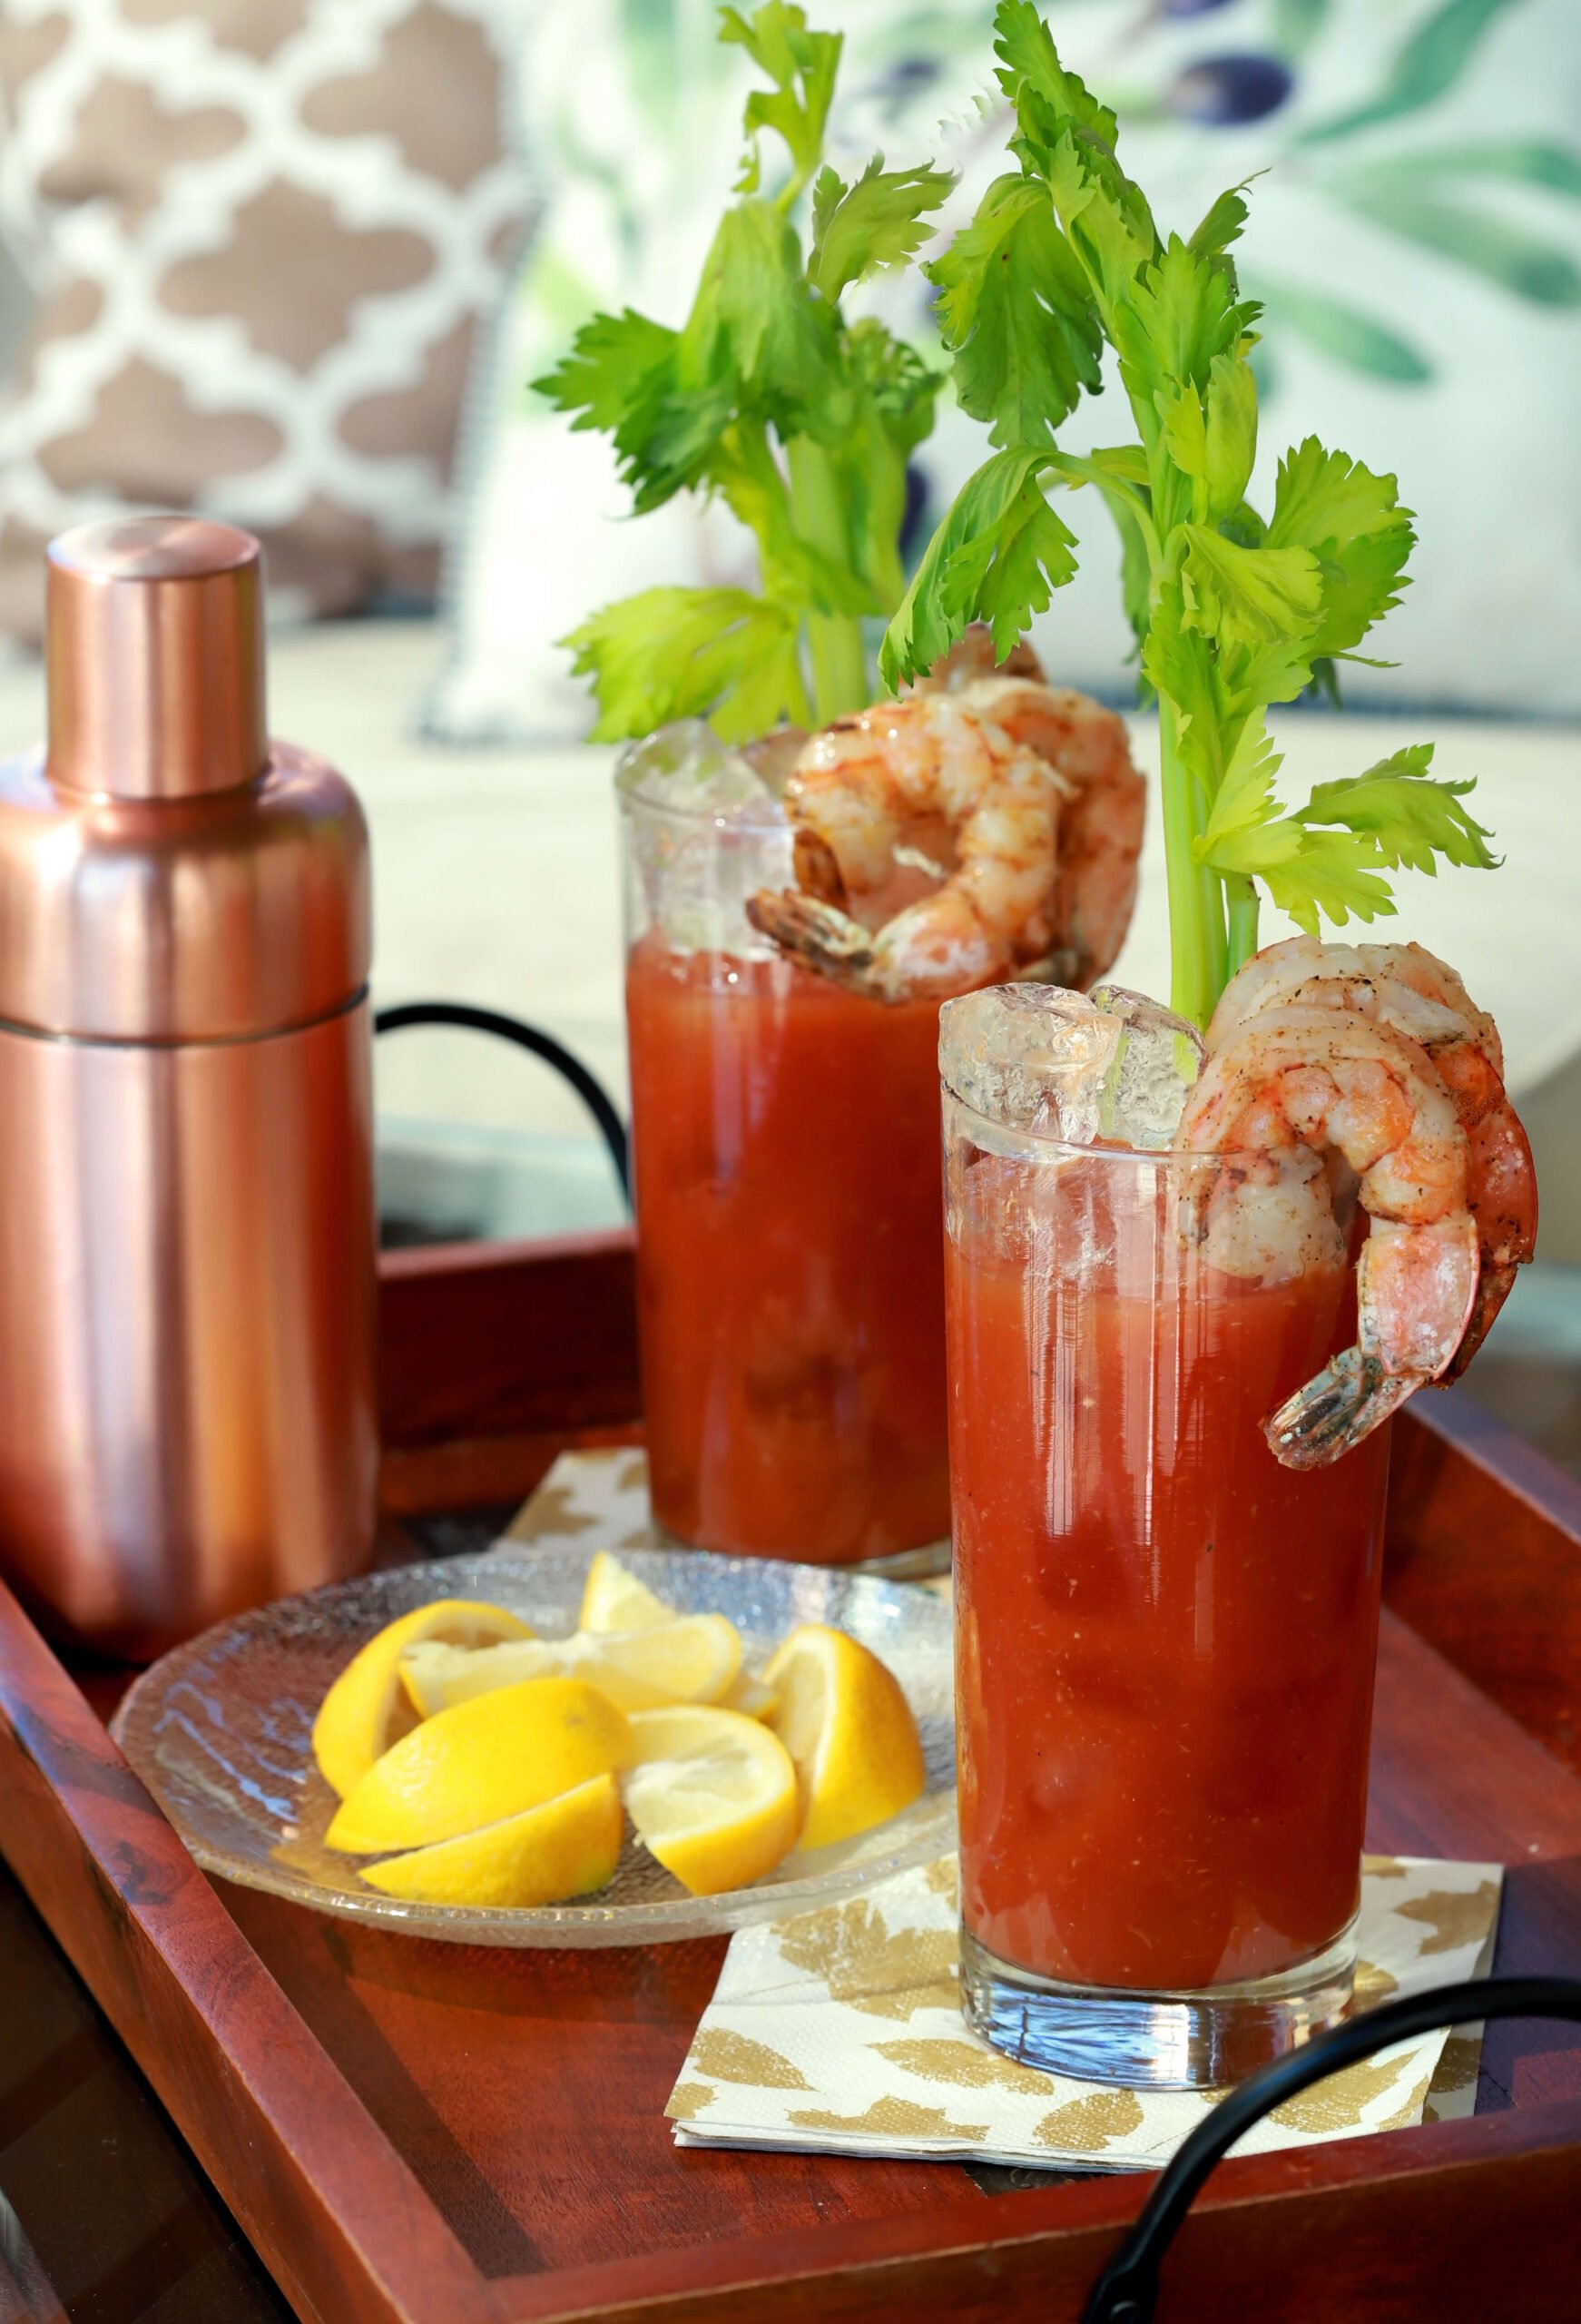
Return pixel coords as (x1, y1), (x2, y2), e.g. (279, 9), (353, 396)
(620, 747), (950, 1565)
(942, 990), (1391, 2086)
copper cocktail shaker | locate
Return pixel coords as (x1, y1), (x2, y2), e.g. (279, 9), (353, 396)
(0, 517), (378, 1657)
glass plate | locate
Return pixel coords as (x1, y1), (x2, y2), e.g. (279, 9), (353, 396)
(112, 1547), (957, 1947)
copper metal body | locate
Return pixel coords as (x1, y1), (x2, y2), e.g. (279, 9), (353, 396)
(0, 517), (377, 1656)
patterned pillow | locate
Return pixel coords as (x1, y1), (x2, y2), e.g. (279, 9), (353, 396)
(427, 0), (1581, 740)
(0, 0), (527, 640)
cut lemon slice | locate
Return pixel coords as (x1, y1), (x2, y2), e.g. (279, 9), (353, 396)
(622, 1706), (799, 1896)
(399, 1637), (614, 1717)
(596, 1614), (741, 1705)
(761, 1623), (927, 1851)
(720, 1669), (780, 1721)
(358, 1774), (624, 1909)
(325, 1677), (630, 1855)
(578, 1549), (673, 1634)
(310, 1599), (532, 1799)
(400, 1614), (741, 1718)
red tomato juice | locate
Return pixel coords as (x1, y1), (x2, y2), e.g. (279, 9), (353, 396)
(625, 933), (951, 1561)
(948, 1167), (1390, 1992)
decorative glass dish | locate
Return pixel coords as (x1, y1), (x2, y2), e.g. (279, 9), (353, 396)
(112, 1546), (956, 1947)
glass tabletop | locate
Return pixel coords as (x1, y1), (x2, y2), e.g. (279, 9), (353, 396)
(0, 1856), (291, 2324)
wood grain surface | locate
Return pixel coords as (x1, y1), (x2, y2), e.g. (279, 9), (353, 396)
(1386, 1393), (1581, 1772)
(0, 1236), (1578, 2324)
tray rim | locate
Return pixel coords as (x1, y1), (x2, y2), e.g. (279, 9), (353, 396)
(3, 1232), (1580, 2324)
(5, 1573), (1581, 2324)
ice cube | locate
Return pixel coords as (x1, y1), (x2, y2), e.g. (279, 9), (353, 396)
(614, 720), (775, 817)
(740, 724), (808, 799)
(1088, 985), (1207, 1150)
(939, 983), (1204, 1149)
(617, 720), (793, 955)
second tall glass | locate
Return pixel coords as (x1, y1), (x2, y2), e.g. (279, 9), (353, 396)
(941, 988), (1392, 2085)
(621, 755), (950, 1565)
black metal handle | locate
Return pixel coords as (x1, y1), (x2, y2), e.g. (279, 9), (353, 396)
(373, 1001), (630, 1205)
(1083, 1973), (1581, 2324)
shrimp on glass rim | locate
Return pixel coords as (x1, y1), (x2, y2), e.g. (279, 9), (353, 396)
(1177, 1005), (1481, 1470)
(745, 633), (1144, 1003)
(1206, 936), (1537, 1379)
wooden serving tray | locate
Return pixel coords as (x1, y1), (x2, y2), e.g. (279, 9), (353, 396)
(2, 1230), (1580, 2324)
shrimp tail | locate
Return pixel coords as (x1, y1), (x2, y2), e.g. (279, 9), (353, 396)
(1440, 1103), (1538, 1381)
(1263, 1216), (1479, 1469)
(792, 826), (848, 909)
(744, 889), (880, 994)
(1439, 1261), (1517, 1384)
(1263, 1351), (1415, 1470)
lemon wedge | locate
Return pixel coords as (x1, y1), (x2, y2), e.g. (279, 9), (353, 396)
(720, 1670), (780, 1720)
(762, 1623), (927, 1851)
(325, 1677), (630, 1855)
(310, 1599), (533, 1799)
(599, 1614), (741, 1704)
(576, 1551), (777, 1718)
(623, 1706), (799, 1896)
(358, 1774), (624, 1908)
(578, 1549), (673, 1633)
(399, 1613), (742, 1718)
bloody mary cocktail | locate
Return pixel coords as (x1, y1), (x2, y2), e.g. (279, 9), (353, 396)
(940, 1015), (1391, 2085)
(622, 785), (951, 1563)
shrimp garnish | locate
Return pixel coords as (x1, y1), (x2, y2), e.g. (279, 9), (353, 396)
(951, 674), (1147, 994)
(1208, 938), (1537, 1378)
(1177, 1006), (1479, 1469)
(745, 645), (1144, 1003)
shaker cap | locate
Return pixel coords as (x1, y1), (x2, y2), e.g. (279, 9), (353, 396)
(46, 517), (267, 800)
(0, 514), (368, 1043)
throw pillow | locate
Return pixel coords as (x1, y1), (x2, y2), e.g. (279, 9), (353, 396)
(0, 0), (528, 640)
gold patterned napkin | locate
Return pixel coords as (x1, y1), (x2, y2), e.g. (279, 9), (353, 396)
(502, 1446), (658, 1549)
(666, 1853), (1500, 2171)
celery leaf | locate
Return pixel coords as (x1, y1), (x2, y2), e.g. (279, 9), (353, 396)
(1113, 237), (1259, 419)
(1157, 352), (1257, 520)
(992, 0), (1118, 144)
(928, 174), (1104, 447)
(534, 310), (676, 435)
(721, 3), (841, 196)
(1299, 744), (1498, 874)
(562, 587), (810, 743)
(880, 448), (1076, 684)
(1265, 438), (1415, 655)
(1180, 527), (1322, 655)
(808, 156), (956, 302)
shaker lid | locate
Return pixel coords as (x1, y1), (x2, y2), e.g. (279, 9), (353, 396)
(46, 517), (267, 800)
(0, 515), (368, 1042)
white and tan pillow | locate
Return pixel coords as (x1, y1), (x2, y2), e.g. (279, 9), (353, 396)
(0, 0), (527, 638)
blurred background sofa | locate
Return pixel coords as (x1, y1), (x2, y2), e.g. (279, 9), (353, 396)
(0, 0), (1576, 1465)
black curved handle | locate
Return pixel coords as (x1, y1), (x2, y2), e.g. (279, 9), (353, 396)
(373, 1001), (630, 1206)
(1083, 1973), (1581, 2324)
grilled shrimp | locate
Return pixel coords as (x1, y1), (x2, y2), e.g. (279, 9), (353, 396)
(1177, 1007), (1480, 1469)
(744, 637), (1144, 1003)
(915, 627), (1145, 980)
(951, 673), (1146, 993)
(1207, 938), (1537, 1377)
